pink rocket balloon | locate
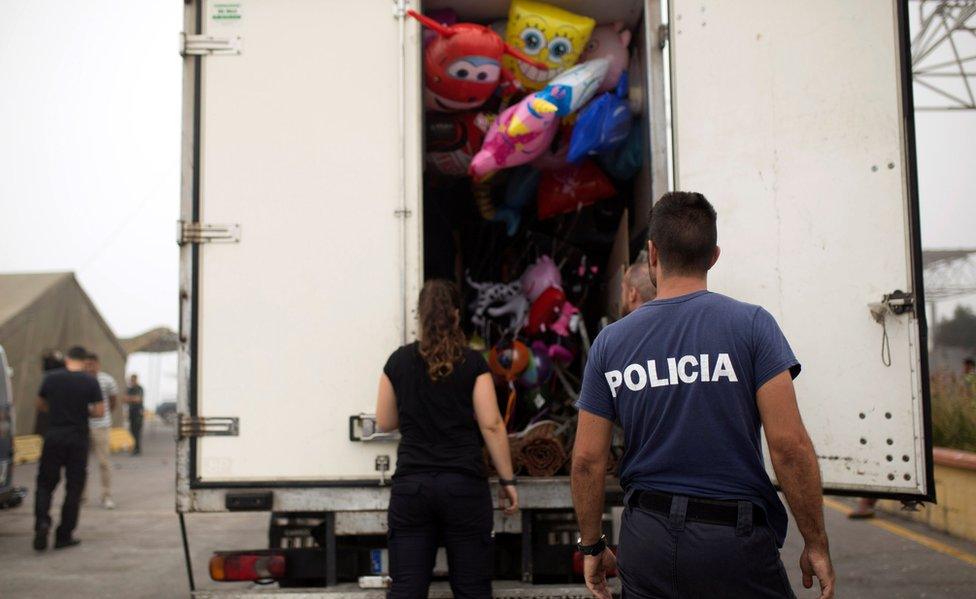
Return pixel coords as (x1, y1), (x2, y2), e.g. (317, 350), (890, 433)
(468, 92), (559, 181)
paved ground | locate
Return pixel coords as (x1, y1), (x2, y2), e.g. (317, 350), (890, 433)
(1, 426), (975, 598)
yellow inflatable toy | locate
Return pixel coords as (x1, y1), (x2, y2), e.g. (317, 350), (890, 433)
(502, 0), (596, 91)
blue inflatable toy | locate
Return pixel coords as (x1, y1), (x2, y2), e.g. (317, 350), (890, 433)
(496, 166), (541, 236)
(567, 72), (633, 163)
(596, 119), (643, 181)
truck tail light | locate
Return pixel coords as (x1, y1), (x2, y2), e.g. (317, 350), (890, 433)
(210, 552), (286, 582)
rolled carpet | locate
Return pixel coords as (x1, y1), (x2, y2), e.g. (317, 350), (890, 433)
(520, 436), (567, 477)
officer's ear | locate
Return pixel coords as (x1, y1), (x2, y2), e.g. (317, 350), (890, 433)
(709, 246), (721, 270)
(648, 240), (659, 269)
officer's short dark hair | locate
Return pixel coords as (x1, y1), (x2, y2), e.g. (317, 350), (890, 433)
(648, 192), (717, 276)
(66, 346), (89, 360)
(87, 352), (99, 362)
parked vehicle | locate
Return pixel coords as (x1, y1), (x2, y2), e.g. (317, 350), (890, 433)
(176, 0), (932, 594)
(0, 346), (26, 509)
(156, 401), (177, 425)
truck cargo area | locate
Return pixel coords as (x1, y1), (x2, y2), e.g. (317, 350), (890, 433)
(419, 0), (660, 480)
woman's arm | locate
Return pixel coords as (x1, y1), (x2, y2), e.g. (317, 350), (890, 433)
(375, 374), (399, 432)
(473, 373), (519, 514)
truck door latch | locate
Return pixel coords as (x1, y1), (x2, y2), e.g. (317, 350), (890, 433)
(349, 414), (400, 442)
(883, 290), (915, 316)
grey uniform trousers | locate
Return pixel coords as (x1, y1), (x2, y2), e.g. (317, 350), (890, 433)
(618, 494), (795, 598)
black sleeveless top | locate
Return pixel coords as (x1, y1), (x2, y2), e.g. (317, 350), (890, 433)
(383, 342), (490, 478)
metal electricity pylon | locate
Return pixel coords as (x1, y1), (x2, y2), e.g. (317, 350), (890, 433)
(923, 249), (976, 347)
(912, 0), (976, 111)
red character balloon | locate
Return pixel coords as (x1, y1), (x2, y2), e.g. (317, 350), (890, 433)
(408, 10), (546, 112)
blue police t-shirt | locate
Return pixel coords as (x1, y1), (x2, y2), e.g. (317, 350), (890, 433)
(577, 290), (800, 546)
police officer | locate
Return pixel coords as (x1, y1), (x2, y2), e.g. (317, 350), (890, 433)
(571, 192), (834, 598)
(34, 346), (104, 551)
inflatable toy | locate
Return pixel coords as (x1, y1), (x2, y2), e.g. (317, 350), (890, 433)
(532, 122), (573, 171)
(496, 166), (540, 236)
(425, 111), (490, 176)
(529, 341), (554, 383)
(488, 339), (531, 425)
(527, 287), (579, 336)
(469, 92), (560, 180)
(487, 291), (530, 335)
(518, 352), (540, 388)
(465, 273), (522, 329)
(520, 255), (562, 302)
(422, 8), (456, 47)
(488, 339), (531, 379)
(596, 122), (643, 181)
(537, 160), (616, 220)
(580, 22), (632, 93)
(408, 10), (546, 112)
(503, 0), (596, 91)
(566, 255), (600, 303)
(547, 343), (574, 364)
(567, 73), (633, 163)
(531, 58), (610, 118)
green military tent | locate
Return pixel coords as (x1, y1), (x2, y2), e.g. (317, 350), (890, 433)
(0, 272), (126, 436)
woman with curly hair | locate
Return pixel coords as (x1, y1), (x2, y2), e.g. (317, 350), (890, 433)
(376, 279), (518, 597)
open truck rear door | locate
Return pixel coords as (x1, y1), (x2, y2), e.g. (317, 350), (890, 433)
(668, 0), (932, 499)
(178, 0), (421, 487)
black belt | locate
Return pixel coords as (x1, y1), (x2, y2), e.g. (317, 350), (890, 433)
(627, 490), (767, 528)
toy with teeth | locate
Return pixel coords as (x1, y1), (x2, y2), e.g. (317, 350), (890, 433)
(408, 9), (546, 112)
(503, 0), (596, 91)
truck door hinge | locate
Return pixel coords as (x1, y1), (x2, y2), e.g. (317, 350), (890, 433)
(658, 24), (669, 50)
(178, 415), (240, 439)
(177, 220), (241, 245)
(180, 32), (242, 56)
(394, 209), (412, 218)
(392, 0), (407, 18)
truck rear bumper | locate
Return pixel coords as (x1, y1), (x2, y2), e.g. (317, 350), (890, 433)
(193, 581), (619, 598)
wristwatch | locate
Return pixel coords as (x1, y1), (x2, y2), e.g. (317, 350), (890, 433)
(577, 534), (607, 556)
(498, 477), (518, 487)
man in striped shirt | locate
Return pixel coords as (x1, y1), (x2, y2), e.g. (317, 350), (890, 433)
(84, 353), (118, 510)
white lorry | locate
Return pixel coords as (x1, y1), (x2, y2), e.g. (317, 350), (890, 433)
(176, 0), (933, 595)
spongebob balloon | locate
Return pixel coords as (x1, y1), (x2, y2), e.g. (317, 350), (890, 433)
(503, 0), (596, 91)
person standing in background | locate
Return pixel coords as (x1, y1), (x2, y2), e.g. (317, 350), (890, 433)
(619, 257), (657, 317)
(34, 346), (104, 551)
(125, 374), (144, 455)
(84, 353), (118, 510)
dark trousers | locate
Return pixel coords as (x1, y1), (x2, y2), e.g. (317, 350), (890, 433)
(130, 412), (143, 453)
(387, 472), (493, 599)
(619, 494), (795, 598)
(34, 429), (89, 541)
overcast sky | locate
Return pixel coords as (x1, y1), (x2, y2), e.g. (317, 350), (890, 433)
(1, 1), (974, 342)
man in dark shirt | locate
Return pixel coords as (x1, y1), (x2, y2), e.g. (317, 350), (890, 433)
(33, 345), (104, 551)
(125, 374), (145, 455)
(572, 193), (834, 598)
